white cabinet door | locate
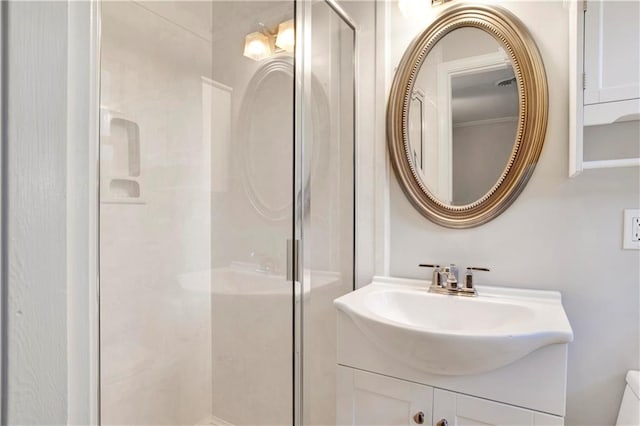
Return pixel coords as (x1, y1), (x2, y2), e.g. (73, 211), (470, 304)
(569, 0), (640, 171)
(584, 0), (640, 105)
(337, 366), (433, 426)
(433, 389), (564, 426)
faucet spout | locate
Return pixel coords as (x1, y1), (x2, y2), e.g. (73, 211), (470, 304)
(251, 251), (276, 274)
(419, 262), (485, 297)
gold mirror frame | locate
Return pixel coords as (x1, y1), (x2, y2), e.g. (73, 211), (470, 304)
(387, 3), (548, 228)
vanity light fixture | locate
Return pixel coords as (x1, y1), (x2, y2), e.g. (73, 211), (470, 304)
(243, 31), (274, 61)
(244, 19), (295, 61)
(275, 19), (295, 53)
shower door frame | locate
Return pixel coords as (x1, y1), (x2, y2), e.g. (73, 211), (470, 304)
(68, 1), (101, 424)
(293, 0), (357, 425)
(0, 2), (5, 421)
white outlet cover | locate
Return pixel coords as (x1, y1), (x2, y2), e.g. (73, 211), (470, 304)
(623, 209), (640, 250)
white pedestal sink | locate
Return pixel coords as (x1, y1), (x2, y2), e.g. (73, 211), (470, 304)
(334, 276), (574, 417)
(334, 276), (573, 376)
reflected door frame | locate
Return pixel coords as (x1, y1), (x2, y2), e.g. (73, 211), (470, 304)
(410, 88), (426, 178)
(436, 50), (511, 204)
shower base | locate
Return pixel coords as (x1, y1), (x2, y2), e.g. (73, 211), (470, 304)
(195, 414), (234, 426)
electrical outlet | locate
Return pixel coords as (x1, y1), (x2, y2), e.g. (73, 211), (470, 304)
(623, 209), (640, 250)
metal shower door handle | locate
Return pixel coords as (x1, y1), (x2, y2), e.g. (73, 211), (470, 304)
(286, 239), (300, 282)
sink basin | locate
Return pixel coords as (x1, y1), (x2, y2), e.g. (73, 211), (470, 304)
(334, 276), (573, 376)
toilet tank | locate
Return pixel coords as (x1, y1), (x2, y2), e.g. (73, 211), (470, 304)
(616, 370), (639, 426)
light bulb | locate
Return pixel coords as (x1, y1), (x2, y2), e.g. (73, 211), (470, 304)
(275, 19), (295, 53)
(243, 31), (273, 61)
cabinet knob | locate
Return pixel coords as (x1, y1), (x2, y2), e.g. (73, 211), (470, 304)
(436, 419), (449, 426)
(413, 411), (425, 424)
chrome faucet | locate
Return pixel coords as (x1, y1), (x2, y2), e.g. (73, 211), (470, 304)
(419, 264), (489, 296)
(444, 264), (460, 289)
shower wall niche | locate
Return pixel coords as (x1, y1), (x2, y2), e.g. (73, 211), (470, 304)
(100, 110), (143, 202)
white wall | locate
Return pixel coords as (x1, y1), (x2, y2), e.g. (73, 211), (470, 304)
(4, 2), (69, 423)
(381, 2), (640, 425)
(452, 120), (517, 204)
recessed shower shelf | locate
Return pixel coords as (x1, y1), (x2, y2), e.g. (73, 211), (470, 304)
(100, 108), (144, 204)
(100, 174), (146, 204)
(101, 176), (146, 205)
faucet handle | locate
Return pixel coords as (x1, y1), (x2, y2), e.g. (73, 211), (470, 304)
(419, 264), (443, 287)
(467, 267), (490, 272)
(463, 267), (490, 289)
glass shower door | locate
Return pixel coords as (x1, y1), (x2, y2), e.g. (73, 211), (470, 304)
(99, 1), (296, 425)
(296, 1), (356, 425)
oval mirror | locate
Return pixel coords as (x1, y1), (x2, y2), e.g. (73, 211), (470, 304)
(388, 4), (548, 228)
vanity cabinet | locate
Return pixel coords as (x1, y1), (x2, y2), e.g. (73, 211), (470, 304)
(337, 367), (433, 426)
(433, 389), (563, 426)
(337, 366), (564, 426)
(569, 0), (640, 175)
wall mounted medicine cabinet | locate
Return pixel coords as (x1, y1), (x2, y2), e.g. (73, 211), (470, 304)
(569, 0), (640, 176)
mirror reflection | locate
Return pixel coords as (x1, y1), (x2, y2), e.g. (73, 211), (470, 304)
(408, 27), (519, 206)
(240, 59), (329, 221)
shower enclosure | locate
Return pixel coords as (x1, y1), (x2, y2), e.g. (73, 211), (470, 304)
(98, 0), (355, 424)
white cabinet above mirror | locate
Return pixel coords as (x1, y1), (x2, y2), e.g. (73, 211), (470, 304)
(583, 0), (639, 117)
(569, 0), (640, 176)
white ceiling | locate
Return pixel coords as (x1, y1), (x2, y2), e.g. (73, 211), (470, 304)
(451, 66), (519, 125)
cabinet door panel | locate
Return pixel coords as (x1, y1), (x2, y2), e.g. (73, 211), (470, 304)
(584, 0), (640, 104)
(337, 366), (433, 426)
(433, 389), (534, 426)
